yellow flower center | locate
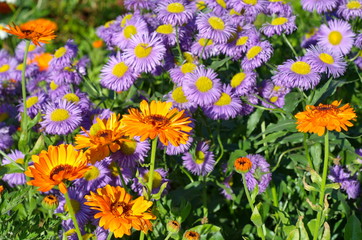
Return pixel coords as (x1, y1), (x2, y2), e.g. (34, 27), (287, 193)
(134, 43), (152, 58)
(195, 76), (213, 92)
(26, 96), (39, 108)
(64, 199), (80, 214)
(183, 52), (195, 63)
(215, 93), (232, 106)
(246, 46), (262, 60)
(84, 166), (100, 181)
(143, 171), (163, 189)
(216, 0), (227, 8)
(54, 47), (67, 58)
(120, 140), (137, 155)
(0, 64), (10, 73)
(63, 93), (80, 103)
(231, 72), (246, 87)
(28, 44), (36, 52)
(15, 158), (24, 164)
(269, 0), (286, 2)
(236, 36), (248, 46)
(120, 14), (133, 28)
(172, 86), (188, 103)
(347, 1), (361, 9)
(273, 86), (281, 91)
(271, 17), (288, 25)
(359, 50), (362, 57)
(328, 31), (343, 45)
(50, 109), (70, 122)
(243, 0), (258, 5)
(181, 63), (197, 74)
(16, 64), (24, 71)
(143, 114), (170, 128)
(319, 53), (334, 64)
(270, 96), (278, 103)
(230, 8), (241, 15)
(123, 25), (137, 39)
(156, 24), (173, 34)
(167, 3), (185, 13)
(112, 62), (129, 77)
(109, 162), (119, 176)
(195, 151), (205, 164)
(50, 81), (58, 90)
(290, 61), (311, 75)
(0, 113), (9, 122)
(198, 38), (213, 46)
(105, 20), (115, 28)
(208, 17), (225, 30)
(196, 1), (206, 10)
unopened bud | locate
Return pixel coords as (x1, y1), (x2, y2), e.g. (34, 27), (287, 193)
(167, 220), (181, 234)
(41, 194), (59, 210)
(183, 230), (200, 240)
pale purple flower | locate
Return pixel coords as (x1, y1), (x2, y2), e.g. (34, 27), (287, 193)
(244, 154), (271, 194)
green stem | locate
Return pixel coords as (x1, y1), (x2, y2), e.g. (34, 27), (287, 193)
(21, 40), (30, 131)
(304, 134), (314, 169)
(164, 232), (173, 240)
(106, 231), (113, 240)
(261, 121), (269, 159)
(139, 232), (145, 240)
(282, 34), (298, 57)
(64, 190), (83, 240)
(116, 164), (128, 192)
(271, 183), (278, 208)
(312, 131), (329, 240)
(180, 166), (194, 183)
(147, 137), (158, 199)
(175, 26), (184, 63)
(202, 176), (208, 218)
(242, 174), (265, 240)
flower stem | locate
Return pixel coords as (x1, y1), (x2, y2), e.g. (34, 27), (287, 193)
(64, 190), (83, 240)
(164, 232), (173, 240)
(21, 40), (30, 132)
(175, 26), (184, 63)
(304, 133), (314, 169)
(282, 34), (298, 57)
(312, 131), (329, 240)
(106, 231), (113, 240)
(116, 164), (128, 192)
(147, 137), (158, 199)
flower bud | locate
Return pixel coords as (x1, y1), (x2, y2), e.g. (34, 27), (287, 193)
(183, 230), (200, 240)
(167, 220), (181, 234)
(41, 194), (59, 210)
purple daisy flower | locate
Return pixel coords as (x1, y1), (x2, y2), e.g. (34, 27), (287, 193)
(355, 33), (362, 48)
(56, 187), (93, 227)
(272, 57), (321, 90)
(15, 41), (44, 61)
(305, 45), (347, 78)
(93, 226), (109, 240)
(61, 219), (86, 240)
(191, 36), (220, 59)
(317, 19), (355, 56)
(183, 66), (222, 107)
(244, 154), (271, 194)
(328, 165), (360, 199)
(203, 0), (229, 15)
(123, 33), (166, 73)
(131, 168), (170, 196)
(113, 18), (149, 49)
(196, 12), (236, 44)
(301, 0), (338, 13)
(169, 62), (197, 85)
(96, 20), (117, 48)
(230, 70), (257, 96)
(2, 150), (26, 187)
(260, 15), (297, 37)
(0, 56), (17, 81)
(0, 103), (17, 121)
(203, 84), (243, 120)
(40, 100), (82, 135)
(259, 80), (291, 108)
(166, 86), (197, 112)
(230, 0), (267, 15)
(73, 158), (112, 192)
(18, 91), (48, 119)
(242, 40), (273, 71)
(241, 92), (259, 116)
(220, 174), (234, 200)
(50, 58), (87, 85)
(155, 24), (180, 46)
(182, 141), (215, 176)
(156, 0), (195, 26)
(56, 89), (92, 112)
(100, 53), (139, 92)
(124, 0), (157, 11)
(110, 137), (150, 168)
(337, 0), (362, 20)
(9, 61), (38, 82)
(0, 123), (13, 151)
(26, 71), (51, 93)
(355, 53), (362, 69)
(264, 1), (293, 16)
(49, 40), (78, 70)
(301, 28), (319, 49)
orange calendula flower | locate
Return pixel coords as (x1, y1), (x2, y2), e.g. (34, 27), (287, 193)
(92, 39), (103, 48)
(25, 144), (90, 194)
(25, 18), (58, 31)
(4, 20), (56, 46)
(183, 230), (201, 240)
(121, 100), (193, 146)
(234, 157), (253, 173)
(75, 113), (127, 163)
(32, 53), (53, 71)
(295, 100), (357, 136)
(84, 185), (156, 238)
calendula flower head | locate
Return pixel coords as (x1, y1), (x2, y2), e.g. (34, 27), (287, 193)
(84, 185), (156, 238)
(25, 144), (90, 194)
(183, 230), (201, 240)
(75, 113), (128, 163)
(167, 220), (181, 233)
(234, 157), (253, 173)
(4, 21), (56, 46)
(121, 100), (193, 146)
(42, 194), (59, 210)
(295, 100), (357, 136)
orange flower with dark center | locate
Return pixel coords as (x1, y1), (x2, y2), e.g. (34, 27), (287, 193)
(25, 144), (90, 194)
(234, 157), (253, 173)
(184, 230), (200, 240)
(121, 100), (193, 146)
(295, 100), (357, 136)
(75, 113), (128, 163)
(4, 20), (56, 46)
(84, 185), (156, 238)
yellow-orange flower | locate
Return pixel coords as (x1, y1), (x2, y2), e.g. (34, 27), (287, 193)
(84, 185), (156, 238)
(4, 20), (56, 46)
(75, 113), (127, 163)
(32, 53), (53, 71)
(25, 18), (58, 31)
(121, 100), (193, 146)
(92, 39), (103, 48)
(25, 144), (90, 194)
(295, 100), (357, 136)
(234, 157), (253, 173)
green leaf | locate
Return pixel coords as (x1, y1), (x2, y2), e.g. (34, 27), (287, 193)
(29, 134), (45, 155)
(247, 108), (263, 135)
(344, 214), (362, 240)
(152, 182), (168, 200)
(296, 217), (309, 240)
(310, 143), (322, 172)
(309, 169), (322, 186)
(28, 112), (41, 129)
(187, 224), (224, 240)
(0, 186), (31, 214)
(321, 222), (331, 240)
(309, 79), (347, 105)
(325, 183), (340, 190)
(307, 219), (317, 237)
(286, 229), (299, 240)
(255, 131), (286, 146)
(0, 163), (23, 177)
(283, 92), (302, 113)
(209, 57), (231, 70)
(251, 205), (263, 228)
